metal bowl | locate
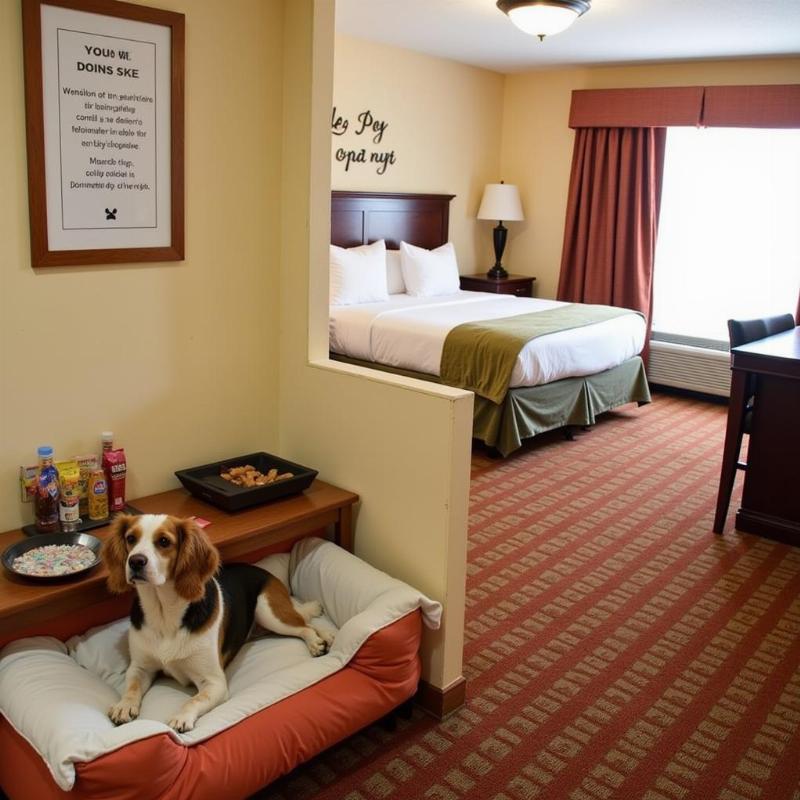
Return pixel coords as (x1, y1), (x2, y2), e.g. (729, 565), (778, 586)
(1, 532), (102, 582)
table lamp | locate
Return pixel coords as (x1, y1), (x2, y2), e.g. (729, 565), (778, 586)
(477, 182), (524, 279)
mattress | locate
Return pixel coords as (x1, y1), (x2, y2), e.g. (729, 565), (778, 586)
(329, 291), (646, 387)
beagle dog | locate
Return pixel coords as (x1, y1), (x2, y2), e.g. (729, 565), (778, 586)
(102, 514), (333, 732)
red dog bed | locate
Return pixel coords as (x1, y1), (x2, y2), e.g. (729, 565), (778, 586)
(0, 539), (440, 799)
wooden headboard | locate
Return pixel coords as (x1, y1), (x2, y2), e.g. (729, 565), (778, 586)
(331, 191), (455, 250)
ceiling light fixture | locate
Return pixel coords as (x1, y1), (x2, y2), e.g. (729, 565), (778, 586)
(496, 0), (591, 41)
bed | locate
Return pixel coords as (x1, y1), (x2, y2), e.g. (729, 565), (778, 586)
(330, 191), (651, 456)
(0, 538), (440, 800)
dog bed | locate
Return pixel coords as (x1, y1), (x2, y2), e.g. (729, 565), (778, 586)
(0, 538), (441, 800)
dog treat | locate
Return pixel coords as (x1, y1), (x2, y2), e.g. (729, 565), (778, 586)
(13, 543), (96, 577)
(220, 465), (294, 487)
(75, 454), (99, 516)
(88, 465), (109, 521)
(19, 464), (38, 503)
(55, 460), (81, 532)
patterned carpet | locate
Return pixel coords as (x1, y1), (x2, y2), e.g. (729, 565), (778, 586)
(256, 393), (800, 800)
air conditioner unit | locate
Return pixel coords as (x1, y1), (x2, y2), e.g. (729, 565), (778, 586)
(648, 339), (731, 397)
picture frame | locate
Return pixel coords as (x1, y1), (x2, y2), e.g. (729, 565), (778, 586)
(21, 0), (185, 267)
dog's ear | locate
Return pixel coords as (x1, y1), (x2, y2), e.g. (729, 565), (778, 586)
(172, 517), (220, 602)
(103, 514), (136, 594)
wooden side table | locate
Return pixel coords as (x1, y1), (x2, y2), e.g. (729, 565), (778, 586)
(0, 480), (358, 645)
(459, 273), (535, 297)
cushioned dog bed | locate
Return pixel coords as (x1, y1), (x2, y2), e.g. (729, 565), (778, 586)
(0, 538), (441, 800)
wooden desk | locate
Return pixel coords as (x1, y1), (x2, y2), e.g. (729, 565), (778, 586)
(717, 326), (800, 543)
(0, 481), (358, 644)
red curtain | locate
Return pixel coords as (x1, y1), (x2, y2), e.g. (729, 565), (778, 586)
(569, 87), (703, 128)
(702, 85), (800, 128)
(557, 127), (667, 360)
(569, 85), (800, 129)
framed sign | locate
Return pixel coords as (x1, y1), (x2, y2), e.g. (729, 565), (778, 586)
(21, 0), (184, 267)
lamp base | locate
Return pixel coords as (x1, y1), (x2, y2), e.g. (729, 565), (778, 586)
(486, 265), (509, 280)
(487, 221), (509, 280)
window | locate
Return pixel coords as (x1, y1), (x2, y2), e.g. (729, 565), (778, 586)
(652, 127), (800, 343)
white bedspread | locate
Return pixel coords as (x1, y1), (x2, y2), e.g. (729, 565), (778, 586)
(330, 291), (646, 388)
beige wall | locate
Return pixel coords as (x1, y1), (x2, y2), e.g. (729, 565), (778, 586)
(0, 0), (469, 693)
(0, 0), (285, 531)
(501, 57), (800, 300)
(332, 35), (505, 275)
(280, 4), (472, 690)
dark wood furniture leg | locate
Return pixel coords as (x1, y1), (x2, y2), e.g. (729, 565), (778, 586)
(336, 504), (354, 552)
(713, 369), (748, 534)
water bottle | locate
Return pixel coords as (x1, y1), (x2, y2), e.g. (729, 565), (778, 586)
(34, 446), (60, 533)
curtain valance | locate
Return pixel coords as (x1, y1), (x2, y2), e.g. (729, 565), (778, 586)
(569, 84), (800, 129)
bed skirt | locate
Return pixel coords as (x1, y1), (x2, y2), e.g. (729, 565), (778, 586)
(330, 354), (651, 456)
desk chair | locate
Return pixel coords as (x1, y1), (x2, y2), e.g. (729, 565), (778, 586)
(713, 313), (796, 533)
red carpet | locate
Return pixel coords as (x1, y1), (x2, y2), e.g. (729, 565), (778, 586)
(256, 393), (800, 800)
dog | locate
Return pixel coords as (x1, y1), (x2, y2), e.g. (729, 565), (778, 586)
(102, 513), (333, 732)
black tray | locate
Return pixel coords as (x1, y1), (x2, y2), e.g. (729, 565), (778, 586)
(21, 503), (143, 537)
(175, 452), (318, 512)
(2, 532), (102, 582)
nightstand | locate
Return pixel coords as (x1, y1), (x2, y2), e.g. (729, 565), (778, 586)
(459, 273), (536, 298)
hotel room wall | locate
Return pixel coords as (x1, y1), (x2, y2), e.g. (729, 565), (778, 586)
(0, 0), (285, 531)
(279, 3), (472, 691)
(332, 35), (505, 275)
(501, 57), (800, 301)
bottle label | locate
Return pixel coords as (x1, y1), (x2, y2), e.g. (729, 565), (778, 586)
(44, 480), (59, 498)
(92, 480), (107, 494)
(60, 500), (80, 523)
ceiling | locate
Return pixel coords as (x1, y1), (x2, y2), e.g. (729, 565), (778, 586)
(335, 0), (800, 73)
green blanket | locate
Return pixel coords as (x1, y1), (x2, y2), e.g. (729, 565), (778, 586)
(440, 303), (642, 404)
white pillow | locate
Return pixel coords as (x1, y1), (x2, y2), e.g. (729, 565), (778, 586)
(385, 250), (406, 294)
(399, 241), (460, 297)
(329, 240), (389, 305)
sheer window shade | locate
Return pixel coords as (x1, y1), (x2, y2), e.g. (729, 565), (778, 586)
(652, 128), (800, 341)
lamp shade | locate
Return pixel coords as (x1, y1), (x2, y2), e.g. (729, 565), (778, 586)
(477, 183), (524, 222)
(497, 1), (591, 40)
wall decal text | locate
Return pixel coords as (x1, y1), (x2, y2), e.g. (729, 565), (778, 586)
(332, 106), (397, 176)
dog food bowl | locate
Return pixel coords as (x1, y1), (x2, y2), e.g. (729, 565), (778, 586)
(2, 532), (102, 582)
(175, 452), (318, 512)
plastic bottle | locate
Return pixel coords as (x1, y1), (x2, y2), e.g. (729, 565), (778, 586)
(102, 431), (114, 453)
(34, 446), (60, 533)
(57, 461), (81, 532)
(88, 465), (109, 521)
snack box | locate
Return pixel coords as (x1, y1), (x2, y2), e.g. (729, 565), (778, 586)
(175, 452), (318, 512)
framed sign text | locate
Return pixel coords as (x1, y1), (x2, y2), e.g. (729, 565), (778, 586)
(22, 0), (185, 266)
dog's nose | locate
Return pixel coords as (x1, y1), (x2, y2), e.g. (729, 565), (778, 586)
(128, 554), (148, 572)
